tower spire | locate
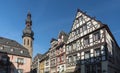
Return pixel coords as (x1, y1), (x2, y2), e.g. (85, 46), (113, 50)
(22, 11), (34, 58)
(22, 11), (34, 40)
(26, 11), (32, 26)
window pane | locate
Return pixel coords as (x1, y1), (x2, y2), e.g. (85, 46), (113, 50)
(84, 37), (89, 45)
(83, 25), (87, 31)
(85, 51), (90, 59)
(94, 32), (100, 41)
(95, 49), (101, 56)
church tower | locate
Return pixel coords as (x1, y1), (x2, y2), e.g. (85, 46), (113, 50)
(22, 11), (34, 58)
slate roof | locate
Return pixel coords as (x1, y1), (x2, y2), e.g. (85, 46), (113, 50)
(58, 31), (69, 43)
(0, 37), (31, 58)
(33, 53), (42, 61)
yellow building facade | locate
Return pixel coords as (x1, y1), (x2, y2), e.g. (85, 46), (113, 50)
(40, 60), (45, 73)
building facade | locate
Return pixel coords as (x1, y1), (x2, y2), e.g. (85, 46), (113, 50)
(56, 31), (68, 73)
(40, 59), (45, 73)
(32, 9), (120, 73)
(32, 53), (42, 73)
(66, 9), (120, 73)
(50, 38), (58, 73)
(0, 37), (31, 73)
(0, 12), (34, 73)
(44, 51), (50, 73)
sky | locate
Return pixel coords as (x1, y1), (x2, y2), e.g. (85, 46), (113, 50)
(0, 0), (120, 57)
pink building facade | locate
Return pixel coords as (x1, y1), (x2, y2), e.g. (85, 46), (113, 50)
(0, 37), (31, 73)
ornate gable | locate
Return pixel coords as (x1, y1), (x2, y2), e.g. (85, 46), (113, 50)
(72, 9), (104, 31)
(67, 9), (105, 44)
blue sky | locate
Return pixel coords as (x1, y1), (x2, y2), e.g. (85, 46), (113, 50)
(0, 0), (120, 57)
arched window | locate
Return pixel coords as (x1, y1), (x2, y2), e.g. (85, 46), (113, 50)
(27, 39), (29, 45)
(24, 39), (26, 45)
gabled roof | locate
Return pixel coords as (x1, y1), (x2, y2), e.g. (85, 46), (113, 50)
(58, 31), (69, 43)
(69, 8), (105, 33)
(50, 38), (57, 43)
(33, 53), (42, 60)
(58, 31), (68, 38)
(0, 37), (31, 58)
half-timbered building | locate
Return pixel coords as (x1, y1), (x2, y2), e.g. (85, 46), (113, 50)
(50, 38), (58, 73)
(66, 9), (120, 73)
(56, 31), (68, 73)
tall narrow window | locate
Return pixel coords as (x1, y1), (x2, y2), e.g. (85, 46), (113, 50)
(93, 31), (100, 41)
(73, 54), (77, 62)
(76, 29), (80, 35)
(79, 16), (84, 25)
(80, 27), (82, 33)
(27, 39), (29, 45)
(73, 43), (76, 51)
(83, 24), (87, 31)
(84, 37), (89, 46)
(95, 48), (101, 57)
(69, 56), (72, 63)
(85, 51), (90, 59)
(24, 39), (26, 45)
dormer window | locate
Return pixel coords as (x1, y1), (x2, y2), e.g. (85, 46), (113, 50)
(20, 50), (24, 54)
(0, 46), (4, 50)
(16, 58), (24, 64)
(11, 49), (14, 52)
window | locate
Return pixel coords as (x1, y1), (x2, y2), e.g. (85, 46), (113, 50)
(11, 49), (14, 52)
(16, 58), (24, 64)
(84, 37), (89, 45)
(1, 55), (8, 63)
(61, 55), (63, 62)
(80, 27), (82, 33)
(93, 32), (100, 41)
(95, 48), (101, 57)
(27, 39), (29, 45)
(76, 29), (80, 35)
(72, 32), (75, 37)
(24, 39), (26, 45)
(85, 51), (90, 59)
(85, 63), (102, 73)
(0, 46), (4, 50)
(73, 54), (77, 62)
(57, 57), (60, 63)
(20, 50), (23, 54)
(17, 69), (23, 73)
(75, 19), (79, 24)
(68, 45), (72, 52)
(68, 56), (72, 63)
(46, 61), (49, 66)
(73, 43), (76, 50)
(78, 16), (84, 25)
(77, 41), (80, 51)
(83, 25), (87, 31)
